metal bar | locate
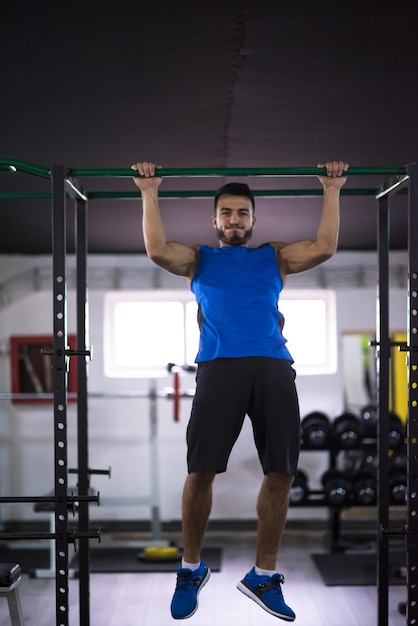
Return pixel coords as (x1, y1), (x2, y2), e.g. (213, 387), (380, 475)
(0, 391), (195, 400)
(375, 175), (410, 200)
(0, 192), (54, 200)
(67, 178), (88, 202)
(149, 381), (162, 541)
(0, 188), (391, 201)
(52, 164), (70, 626)
(75, 194), (91, 626)
(0, 495), (97, 504)
(376, 191), (391, 626)
(0, 392), (77, 400)
(0, 159), (409, 179)
(70, 166), (408, 178)
(0, 158), (51, 179)
(407, 162), (418, 624)
(87, 188), (385, 199)
(0, 532), (69, 540)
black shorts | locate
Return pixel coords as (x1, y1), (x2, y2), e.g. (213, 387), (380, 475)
(186, 357), (301, 476)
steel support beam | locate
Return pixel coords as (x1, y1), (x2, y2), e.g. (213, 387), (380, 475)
(376, 191), (391, 626)
(406, 162), (418, 624)
(75, 195), (91, 626)
(52, 164), (70, 626)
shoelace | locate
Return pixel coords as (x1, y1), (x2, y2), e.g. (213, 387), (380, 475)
(257, 573), (285, 594)
(175, 569), (200, 590)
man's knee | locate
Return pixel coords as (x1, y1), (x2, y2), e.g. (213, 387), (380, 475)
(187, 471), (216, 489)
(264, 470), (294, 491)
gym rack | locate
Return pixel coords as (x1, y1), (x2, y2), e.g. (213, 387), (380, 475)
(0, 160), (416, 626)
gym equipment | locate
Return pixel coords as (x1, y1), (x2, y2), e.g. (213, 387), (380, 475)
(360, 404), (378, 438)
(0, 563), (24, 626)
(331, 412), (364, 449)
(1, 161), (416, 626)
(301, 411), (330, 449)
(0, 376), (189, 579)
(388, 412), (405, 449)
(140, 545), (181, 561)
(32, 486), (98, 579)
(389, 466), (407, 506)
(321, 469), (351, 506)
(351, 468), (378, 506)
(289, 469), (309, 505)
(360, 405), (405, 448)
(343, 449), (378, 476)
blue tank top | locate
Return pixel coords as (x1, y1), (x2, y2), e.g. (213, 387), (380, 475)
(190, 244), (293, 362)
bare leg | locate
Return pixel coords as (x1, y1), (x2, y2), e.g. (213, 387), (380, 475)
(181, 471), (216, 563)
(255, 471), (294, 570)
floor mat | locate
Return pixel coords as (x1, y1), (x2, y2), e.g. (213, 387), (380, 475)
(0, 546), (222, 574)
(0, 548), (52, 574)
(311, 551), (405, 586)
(70, 546), (222, 573)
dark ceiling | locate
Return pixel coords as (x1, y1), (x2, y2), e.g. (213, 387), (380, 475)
(1, 1), (417, 255)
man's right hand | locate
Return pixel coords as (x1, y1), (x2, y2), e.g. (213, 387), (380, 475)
(131, 161), (163, 191)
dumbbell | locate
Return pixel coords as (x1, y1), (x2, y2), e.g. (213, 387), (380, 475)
(289, 469), (310, 505)
(360, 404), (378, 438)
(389, 465), (407, 505)
(390, 447), (407, 470)
(388, 412), (405, 449)
(351, 467), (377, 506)
(321, 469), (352, 506)
(360, 406), (405, 448)
(301, 411), (330, 449)
(332, 412), (364, 449)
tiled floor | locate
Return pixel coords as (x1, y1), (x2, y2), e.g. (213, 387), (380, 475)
(0, 528), (407, 625)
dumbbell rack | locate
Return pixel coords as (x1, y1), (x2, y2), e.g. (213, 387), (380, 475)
(292, 436), (406, 553)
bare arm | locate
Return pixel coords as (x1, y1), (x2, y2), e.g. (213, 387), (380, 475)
(274, 160), (349, 277)
(132, 161), (198, 279)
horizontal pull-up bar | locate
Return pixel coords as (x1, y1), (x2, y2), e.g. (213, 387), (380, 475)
(0, 159), (409, 179)
(0, 159), (50, 179)
(71, 166), (408, 178)
(0, 188), (395, 201)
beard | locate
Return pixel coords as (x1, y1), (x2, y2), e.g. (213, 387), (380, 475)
(215, 226), (254, 246)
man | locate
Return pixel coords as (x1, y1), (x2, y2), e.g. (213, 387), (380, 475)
(132, 160), (348, 621)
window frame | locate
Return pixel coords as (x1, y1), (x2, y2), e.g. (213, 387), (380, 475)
(103, 288), (337, 378)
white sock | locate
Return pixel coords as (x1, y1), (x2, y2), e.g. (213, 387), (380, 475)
(255, 566), (277, 576)
(182, 559), (201, 571)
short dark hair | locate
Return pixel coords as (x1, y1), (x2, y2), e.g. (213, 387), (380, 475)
(214, 182), (255, 212)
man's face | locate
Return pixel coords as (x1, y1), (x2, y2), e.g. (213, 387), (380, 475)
(212, 194), (256, 246)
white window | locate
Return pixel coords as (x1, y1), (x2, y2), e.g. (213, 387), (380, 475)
(280, 290), (337, 375)
(103, 289), (336, 378)
(104, 291), (192, 377)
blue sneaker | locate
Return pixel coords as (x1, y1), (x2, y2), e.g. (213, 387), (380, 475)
(237, 568), (295, 621)
(170, 560), (211, 619)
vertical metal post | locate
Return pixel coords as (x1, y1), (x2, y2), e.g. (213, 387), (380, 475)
(75, 196), (91, 625)
(406, 162), (418, 624)
(149, 380), (162, 541)
(52, 165), (70, 626)
(376, 192), (391, 626)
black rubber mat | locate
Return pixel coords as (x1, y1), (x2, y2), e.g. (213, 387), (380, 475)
(70, 546), (222, 573)
(0, 548), (51, 574)
(311, 551), (405, 586)
(0, 546), (222, 574)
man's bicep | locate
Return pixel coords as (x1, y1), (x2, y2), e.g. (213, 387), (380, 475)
(276, 239), (332, 275)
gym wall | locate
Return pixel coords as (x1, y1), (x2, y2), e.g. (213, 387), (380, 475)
(0, 251), (408, 523)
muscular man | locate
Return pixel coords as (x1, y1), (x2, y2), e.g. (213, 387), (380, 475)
(132, 160), (348, 621)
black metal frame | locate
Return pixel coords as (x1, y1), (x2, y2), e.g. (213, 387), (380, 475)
(375, 165), (417, 625)
(52, 167), (99, 626)
(75, 192), (92, 626)
(0, 162), (416, 625)
(51, 164), (72, 625)
(406, 163), (418, 625)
